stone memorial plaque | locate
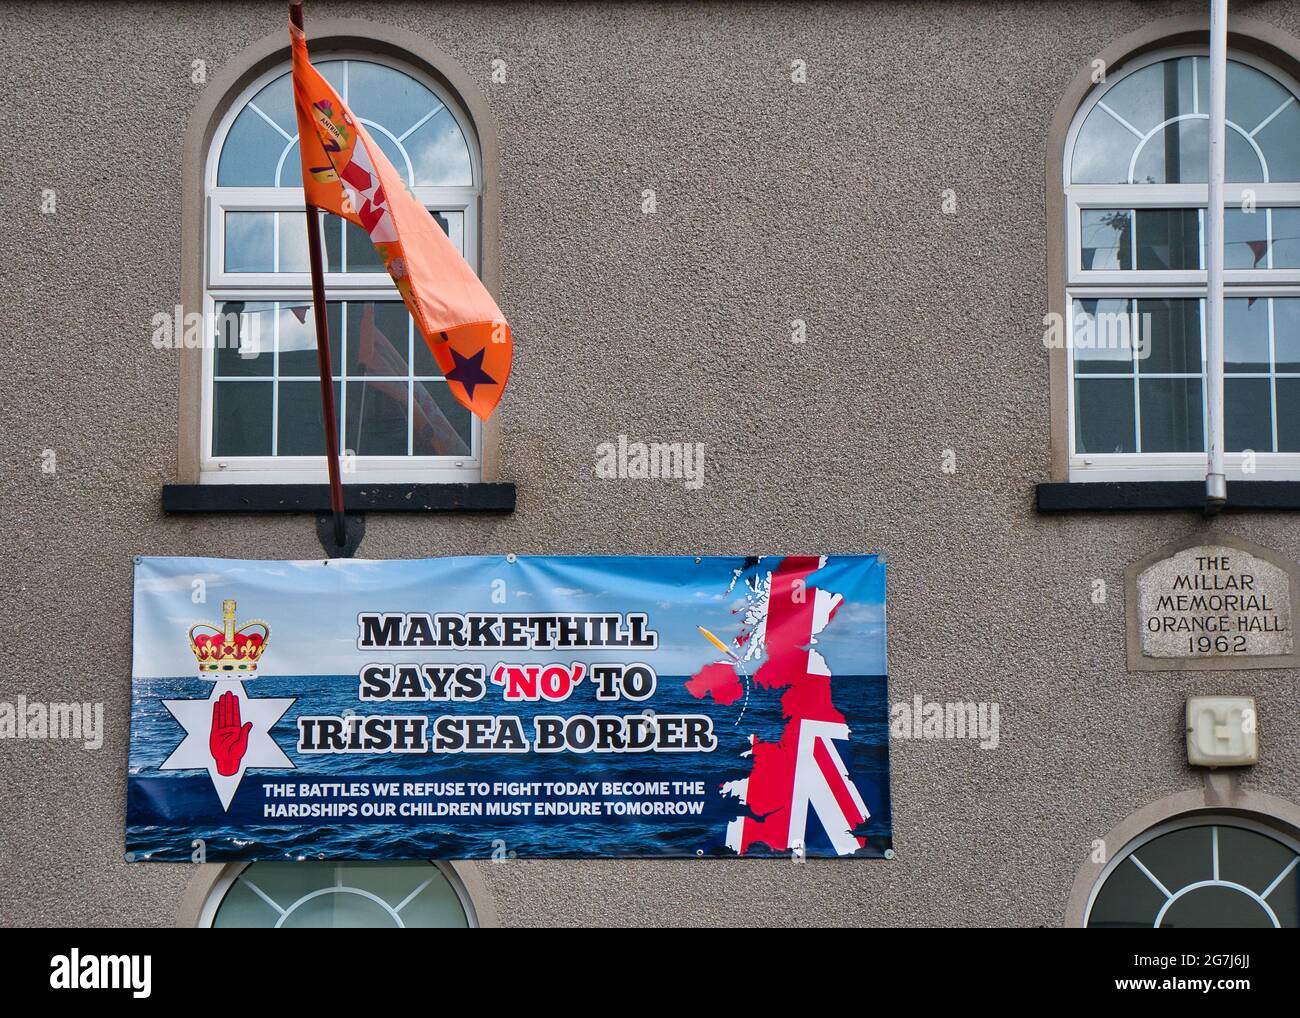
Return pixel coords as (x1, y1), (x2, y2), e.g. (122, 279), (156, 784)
(1126, 535), (1300, 671)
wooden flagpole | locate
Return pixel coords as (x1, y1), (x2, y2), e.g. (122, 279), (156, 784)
(290, 1), (347, 548)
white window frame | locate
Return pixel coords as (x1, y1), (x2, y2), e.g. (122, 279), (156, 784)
(202, 53), (483, 485)
(1064, 47), (1300, 482)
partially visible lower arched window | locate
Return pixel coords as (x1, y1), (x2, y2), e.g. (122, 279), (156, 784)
(1086, 815), (1300, 927)
(200, 861), (474, 928)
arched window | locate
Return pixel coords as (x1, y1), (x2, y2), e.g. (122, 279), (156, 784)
(203, 54), (482, 483)
(1063, 49), (1300, 481)
(1086, 815), (1299, 928)
(200, 861), (475, 928)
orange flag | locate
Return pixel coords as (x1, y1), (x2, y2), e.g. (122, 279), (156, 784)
(290, 16), (511, 419)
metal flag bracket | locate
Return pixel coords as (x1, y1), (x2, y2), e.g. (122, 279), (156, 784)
(316, 511), (366, 558)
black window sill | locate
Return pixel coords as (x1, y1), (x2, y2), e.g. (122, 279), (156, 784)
(162, 482), (515, 514)
(1036, 481), (1300, 512)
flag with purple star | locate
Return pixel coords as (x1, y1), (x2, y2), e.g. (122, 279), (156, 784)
(445, 346), (499, 403)
(292, 13), (512, 420)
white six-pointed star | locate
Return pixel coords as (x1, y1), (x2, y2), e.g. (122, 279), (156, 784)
(160, 680), (296, 811)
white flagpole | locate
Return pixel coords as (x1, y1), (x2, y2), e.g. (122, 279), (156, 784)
(1205, 0), (1228, 511)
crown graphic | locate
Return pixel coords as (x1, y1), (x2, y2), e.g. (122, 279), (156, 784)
(188, 599), (270, 673)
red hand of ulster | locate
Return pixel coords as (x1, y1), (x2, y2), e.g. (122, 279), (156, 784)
(209, 690), (253, 777)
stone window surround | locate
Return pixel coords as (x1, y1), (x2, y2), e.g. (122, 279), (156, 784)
(1064, 774), (1300, 927)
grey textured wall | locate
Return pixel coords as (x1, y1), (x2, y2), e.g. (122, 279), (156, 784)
(2, 0), (1299, 927)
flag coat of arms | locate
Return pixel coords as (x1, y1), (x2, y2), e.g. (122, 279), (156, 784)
(290, 17), (511, 419)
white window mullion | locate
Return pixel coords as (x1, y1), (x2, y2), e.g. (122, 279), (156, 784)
(1268, 296), (1279, 453)
(1132, 298), (1143, 454)
(271, 301), (280, 455)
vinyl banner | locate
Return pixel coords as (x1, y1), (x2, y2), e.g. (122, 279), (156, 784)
(127, 555), (891, 860)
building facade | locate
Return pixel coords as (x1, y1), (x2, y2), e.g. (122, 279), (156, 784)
(2, 0), (1299, 927)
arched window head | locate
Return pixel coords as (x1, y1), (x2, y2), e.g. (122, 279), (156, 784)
(201, 861), (476, 928)
(215, 59), (473, 188)
(202, 53), (483, 485)
(1072, 54), (1300, 184)
(1086, 816), (1300, 928)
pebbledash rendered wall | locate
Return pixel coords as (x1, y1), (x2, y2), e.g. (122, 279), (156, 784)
(2, 0), (1300, 927)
